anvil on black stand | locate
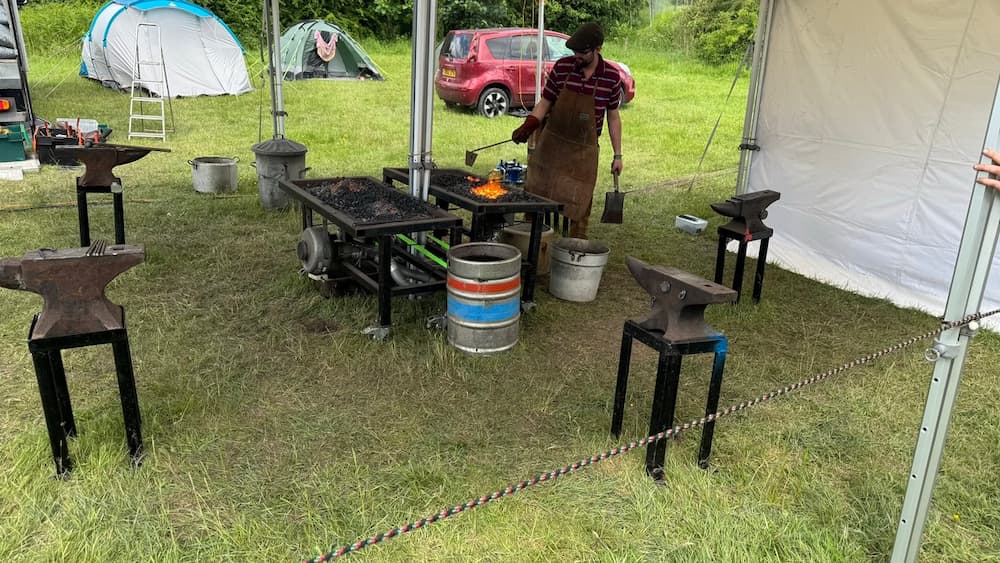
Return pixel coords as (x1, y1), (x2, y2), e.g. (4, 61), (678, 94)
(711, 189), (781, 303)
(55, 142), (170, 247)
(1, 241), (146, 475)
(611, 257), (736, 481)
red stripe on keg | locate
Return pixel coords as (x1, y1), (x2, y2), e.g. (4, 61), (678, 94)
(447, 275), (520, 294)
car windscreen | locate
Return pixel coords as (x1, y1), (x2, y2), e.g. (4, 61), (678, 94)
(544, 35), (573, 61)
(441, 32), (472, 59)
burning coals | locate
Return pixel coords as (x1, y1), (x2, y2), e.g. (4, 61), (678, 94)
(305, 177), (433, 224)
(432, 172), (537, 203)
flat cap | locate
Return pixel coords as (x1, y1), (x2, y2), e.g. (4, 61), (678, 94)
(566, 22), (604, 52)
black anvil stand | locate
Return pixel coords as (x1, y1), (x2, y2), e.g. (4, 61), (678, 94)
(714, 225), (772, 304)
(55, 143), (171, 247)
(611, 320), (728, 481)
(27, 308), (142, 475)
(77, 176), (125, 246)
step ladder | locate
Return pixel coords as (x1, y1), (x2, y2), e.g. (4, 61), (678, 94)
(128, 23), (174, 141)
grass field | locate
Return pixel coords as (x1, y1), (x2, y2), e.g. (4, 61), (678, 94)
(1, 26), (998, 563)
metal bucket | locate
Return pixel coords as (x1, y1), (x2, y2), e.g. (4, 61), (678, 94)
(189, 156), (238, 194)
(499, 222), (555, 275)
(447, 242), (522, 354)
(251, 138), (308, 210)
(549, 238), (610, 302)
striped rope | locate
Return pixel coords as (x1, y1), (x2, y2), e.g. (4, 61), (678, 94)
(302, 309), (1000, 562)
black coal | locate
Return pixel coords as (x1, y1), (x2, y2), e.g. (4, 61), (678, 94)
(431, 172), (537, 203)
(305, 178), (433, 223)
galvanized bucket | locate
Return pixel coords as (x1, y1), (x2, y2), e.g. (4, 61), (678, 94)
(549, 238), (610, 302)
(189, 156), (238, 194)
(447, 242), (522, 354)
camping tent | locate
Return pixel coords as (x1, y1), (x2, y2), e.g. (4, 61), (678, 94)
(280, 20), (383, 81)
(80, 0), (252, 97)
(741, 0), (1000, 325)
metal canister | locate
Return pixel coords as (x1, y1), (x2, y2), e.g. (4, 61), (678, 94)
(447, 242), (522, 354)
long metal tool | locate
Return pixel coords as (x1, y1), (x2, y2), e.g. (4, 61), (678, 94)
(465, 138), (514, 166)
(891, 74), (1000, 562)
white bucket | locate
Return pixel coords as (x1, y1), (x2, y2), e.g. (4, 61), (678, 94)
(549, 238), (610, 302)
(190, 156), (238, 194)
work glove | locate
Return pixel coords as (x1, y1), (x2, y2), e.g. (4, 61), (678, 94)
(511, 115), (540, 144)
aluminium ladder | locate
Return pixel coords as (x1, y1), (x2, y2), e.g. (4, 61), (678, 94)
(128, 23), (174, 140)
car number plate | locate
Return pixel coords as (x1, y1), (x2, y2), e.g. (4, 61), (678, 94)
(442, 68), (456, 78)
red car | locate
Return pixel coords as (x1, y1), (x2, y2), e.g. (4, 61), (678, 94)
(435, 27), (636, 118)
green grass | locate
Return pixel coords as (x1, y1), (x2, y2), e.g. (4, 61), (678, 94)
(1, 31), (999, 563)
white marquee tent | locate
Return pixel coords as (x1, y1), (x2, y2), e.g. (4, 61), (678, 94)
(741, 0), (1000, 324)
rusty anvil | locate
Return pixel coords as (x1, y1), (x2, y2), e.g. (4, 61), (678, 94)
(627, 256), (736, 343)
(710, 189), (781, 235)
(54, 142), (171, 188)
(0, 241), (144, 339)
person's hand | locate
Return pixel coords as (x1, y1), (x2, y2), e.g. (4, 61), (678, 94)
(974, 148), (1000, 191)
(611, 158), (623, 175)
(511, 115), (540, 144)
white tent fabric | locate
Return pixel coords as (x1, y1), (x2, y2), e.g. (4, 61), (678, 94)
(81, 0), (251, 97)
(747, 0), (1000, 325)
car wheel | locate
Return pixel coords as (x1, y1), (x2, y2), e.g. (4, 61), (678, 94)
(477, 87), (509, 118)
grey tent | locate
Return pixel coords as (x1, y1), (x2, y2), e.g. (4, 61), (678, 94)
(280, 20), (383, 80)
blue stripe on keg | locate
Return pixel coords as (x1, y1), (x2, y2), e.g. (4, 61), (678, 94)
(447, 296), (520, 323)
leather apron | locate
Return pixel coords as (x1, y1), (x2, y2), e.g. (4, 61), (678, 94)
(525, 82), (599, 222)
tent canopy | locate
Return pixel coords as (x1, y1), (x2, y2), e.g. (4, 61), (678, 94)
(80, 0), (252, 97)
(280, 19), (384, 81)
(746, 0), (1000, 326)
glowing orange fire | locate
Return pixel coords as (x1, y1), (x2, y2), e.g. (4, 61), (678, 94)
(467, 175), (508, 200)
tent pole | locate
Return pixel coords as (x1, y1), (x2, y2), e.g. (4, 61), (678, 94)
(267, 0), (286, 138)
(890, 75), (1000, 563)
(735, 0), (775, 195)
(408, 0), (435, 203)
(535, 0), (545, 106)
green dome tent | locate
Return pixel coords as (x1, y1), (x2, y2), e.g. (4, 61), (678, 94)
(280, 20), (384, 80)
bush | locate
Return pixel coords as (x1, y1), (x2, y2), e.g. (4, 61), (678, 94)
(18, 0), (105, 56)
(671, 0), (758, 63)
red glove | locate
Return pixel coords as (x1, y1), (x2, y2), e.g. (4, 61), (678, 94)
(511, 115), (540, 144)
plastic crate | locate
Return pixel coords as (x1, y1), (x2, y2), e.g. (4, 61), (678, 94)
(0, 124), (27, 162)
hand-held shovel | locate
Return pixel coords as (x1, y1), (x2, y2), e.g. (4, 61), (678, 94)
(465, 138), (514, 167)
(601, 171), (625, 224)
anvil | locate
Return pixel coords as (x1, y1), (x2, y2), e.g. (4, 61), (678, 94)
(0, 241), (145, 339)
(626, 256), (736, 343)
(710, 189), (781, 235)
(54, 142), (170, 188)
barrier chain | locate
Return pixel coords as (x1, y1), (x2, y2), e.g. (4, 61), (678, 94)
(302, 309), (1000, 562)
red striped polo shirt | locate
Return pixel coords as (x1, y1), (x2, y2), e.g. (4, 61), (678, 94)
(542, 55), (623, 136)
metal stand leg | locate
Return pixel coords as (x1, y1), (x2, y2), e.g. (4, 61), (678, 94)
(646, 351), (681, 481)
(112, 192), (125, 244)
(733, 240), (748, 303)
(111, 333), (143, 465)
(714, 234), (728, 284)
(47, 351), (77, 437)
(377, 235), (392, 329)
(610, 327), (634, 437)
(522, 213), (543, 304)
(752, 238), (770, 303)
(30, 350), (73, 475)
(77, 188), (91, 247)
(698, 346), (728, 469)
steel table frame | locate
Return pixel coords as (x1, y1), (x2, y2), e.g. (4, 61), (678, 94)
(382, 167), (562, 306)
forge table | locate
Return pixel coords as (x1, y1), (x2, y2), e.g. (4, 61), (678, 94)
(382, 167), (563, 307)
(277, 176), (463, 339)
